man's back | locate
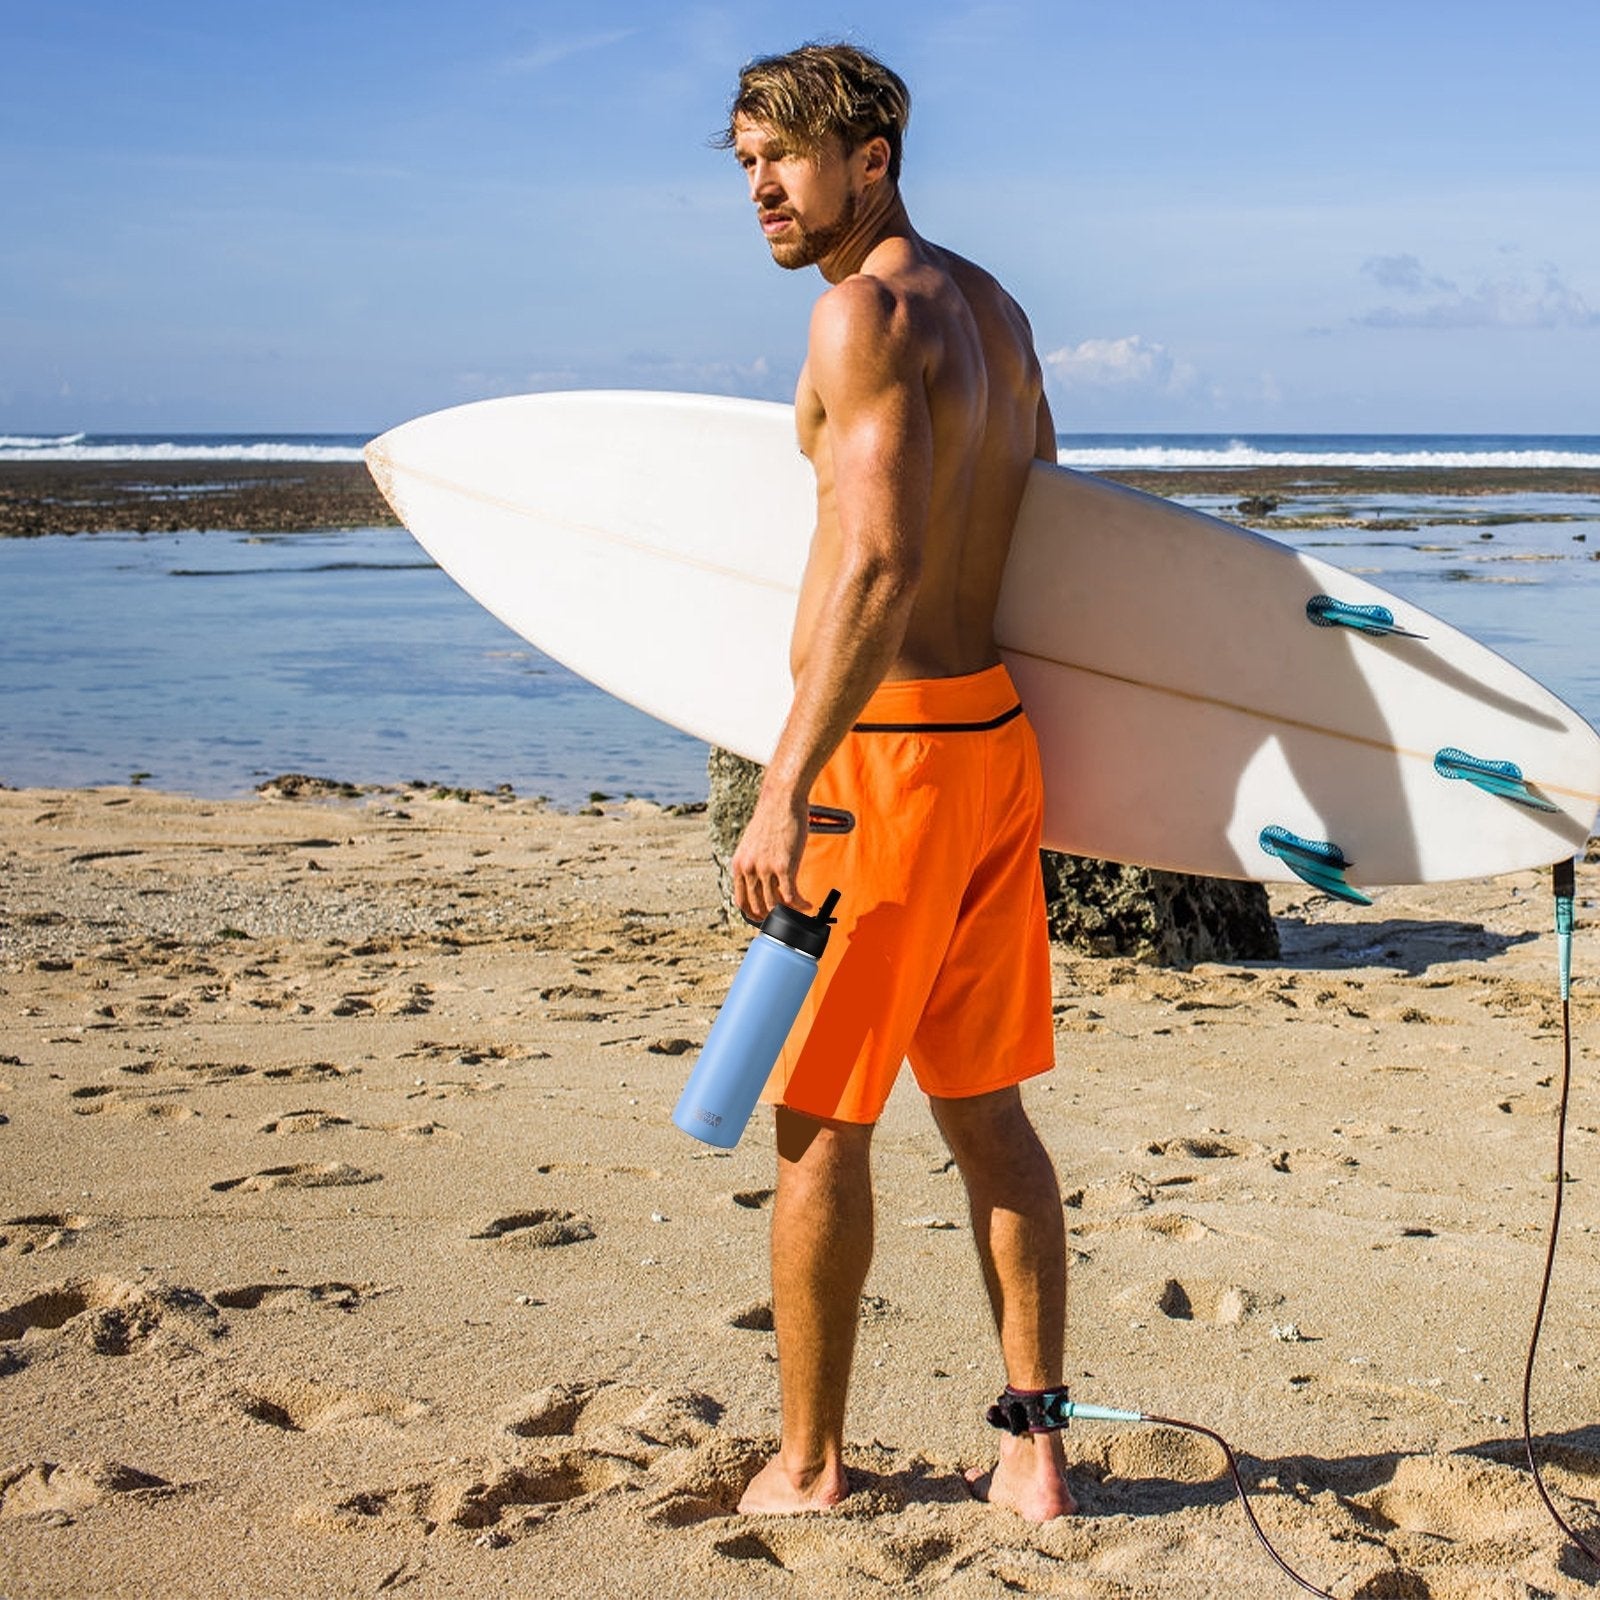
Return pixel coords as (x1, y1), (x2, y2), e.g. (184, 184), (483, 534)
(792, 236), (1048, 682)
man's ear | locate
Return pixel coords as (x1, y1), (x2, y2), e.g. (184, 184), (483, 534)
(858, 135), (892, 187)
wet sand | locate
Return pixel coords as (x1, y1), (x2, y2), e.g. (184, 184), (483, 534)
(2, 783), (1597, 1598)
(0, 463), (392, 539)
(4, 461), (1599, 539)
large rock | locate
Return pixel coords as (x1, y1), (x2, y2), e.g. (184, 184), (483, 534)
(1038, 852), (1279, 965)
(706, 747), (1279, 966)
(706, 747), (768, 923)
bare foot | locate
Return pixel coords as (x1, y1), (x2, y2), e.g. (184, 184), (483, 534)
(737, 1453), (849, 1515)
(965, 1432), (1078, 1522)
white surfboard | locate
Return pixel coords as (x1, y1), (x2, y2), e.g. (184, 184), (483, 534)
(365, 391), (1600, 897)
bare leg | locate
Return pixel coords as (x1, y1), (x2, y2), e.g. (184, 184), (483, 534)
(738, 1106), (875, 1514)
(929, 1084), (1077, 1521)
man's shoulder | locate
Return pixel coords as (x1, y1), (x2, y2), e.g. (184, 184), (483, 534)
(811, 271), (903, 335)
(807, 272), (918, 382)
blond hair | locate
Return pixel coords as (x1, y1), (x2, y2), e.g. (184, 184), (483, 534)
(719, 43), (911, 183)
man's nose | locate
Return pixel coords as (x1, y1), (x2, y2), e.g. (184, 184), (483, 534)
(749, 160), (782, 202)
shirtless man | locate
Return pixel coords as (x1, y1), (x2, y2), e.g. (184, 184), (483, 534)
(722, 44), (1075, 1523)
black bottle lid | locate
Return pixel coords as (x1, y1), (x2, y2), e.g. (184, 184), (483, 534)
(760, 888), (841, 959)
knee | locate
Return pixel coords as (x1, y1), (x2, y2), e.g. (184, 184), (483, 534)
(930, 1086), (1037, 1167)
(776, 1107), (874, 1179)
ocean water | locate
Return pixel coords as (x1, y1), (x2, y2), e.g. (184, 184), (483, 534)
(0, 525), (711, 803)
(1055, 432), (1600, 471)
(1, 431), (1597, 803)
(0, 430), (368, 464)
(4, 428), (1600, 469)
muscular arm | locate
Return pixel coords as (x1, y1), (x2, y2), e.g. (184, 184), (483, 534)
(731, 279), (932, 921)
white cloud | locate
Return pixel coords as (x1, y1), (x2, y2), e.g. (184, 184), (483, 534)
(1357, 257), (1600, 330)
(1042, 335), (1197, 395)
(1361, 253), (1457, 295)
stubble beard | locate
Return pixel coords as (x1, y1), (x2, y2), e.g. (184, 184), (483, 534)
(766, 187), (858, 272)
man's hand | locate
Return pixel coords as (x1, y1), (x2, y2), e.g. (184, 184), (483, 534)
(731, 785), (814, 924)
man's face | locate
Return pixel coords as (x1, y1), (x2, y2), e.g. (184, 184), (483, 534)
(732, 115), (858, 271)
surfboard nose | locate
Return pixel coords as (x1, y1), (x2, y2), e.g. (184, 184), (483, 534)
(363, 435), (403, 521)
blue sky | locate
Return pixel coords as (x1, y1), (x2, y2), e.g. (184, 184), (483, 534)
(4, 0), (1597, 434)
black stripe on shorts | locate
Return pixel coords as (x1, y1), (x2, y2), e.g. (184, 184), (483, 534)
(850, 702), (1025, 735)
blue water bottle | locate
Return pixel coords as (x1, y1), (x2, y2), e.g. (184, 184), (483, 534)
(672, 888), (841, 1148)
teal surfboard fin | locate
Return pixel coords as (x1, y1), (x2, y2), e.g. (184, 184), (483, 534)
(1434, 747), (1560, 812)
(1259, 825), (1373, 906)
(1306, 594), (1425, 639)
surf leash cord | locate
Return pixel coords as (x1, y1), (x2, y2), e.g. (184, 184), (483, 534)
(988, 1388), (1338, 1597)
(1521, 856), (1600, 1567)
(1008, 857), (1593, 1592)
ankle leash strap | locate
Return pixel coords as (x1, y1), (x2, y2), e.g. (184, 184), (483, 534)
(986, 1384), (1072, 1435)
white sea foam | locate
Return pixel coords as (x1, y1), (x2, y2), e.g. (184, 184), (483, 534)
(1056, 440), (1600, 470)
(6, 431), (1596, 471)
(0, 440), (365, 464)
(0, 432), (88, 450)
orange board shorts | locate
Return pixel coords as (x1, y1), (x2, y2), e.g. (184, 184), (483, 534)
(762, 663), (1055, 1125)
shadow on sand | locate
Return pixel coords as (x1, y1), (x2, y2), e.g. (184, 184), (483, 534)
(1270, 915), (1542, 976)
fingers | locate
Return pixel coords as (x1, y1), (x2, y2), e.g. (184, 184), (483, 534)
(731, 857), (812, 923)
(779, 869), (813, 915)
(730, 790), (812, 924)
(732, 866), (764, 925)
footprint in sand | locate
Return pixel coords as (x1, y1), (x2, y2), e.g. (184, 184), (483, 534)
(1062, 1173), (1156, 1214)
(119, 1059), (353, 1088)
(1070, 1212), (1216, 1244)
(366, 1118), (458, 1141)
(658, 1443), (970, 1584)
(331, 984), (434, 1018)
(0, 1460), (179, 1525)
(261, 1062), (353, 1084)
(0, 1277), (224, 1356)
(255, 1109), (449, 1141)
(209, 1162), (379, 1194)
(406, 1078), (505, 1101)
(117, 1060), (252, 1084)
(468, 1210), (596, 1247)
(640, 1436), (773, 1528)
(258, 1109), (355, 1135)
(222, 1376), (429, 1434)
(1082, 1425), (1224, 1496)
(713, 1521), (962, 1586)
(1116, 1276), (1276, 1325)
(499, 1381), (723, 1450)
(1349, 1452), (1551, 1544)
(68, 1080), (201, 1121)
(445, 1455), (640, 1529)
(400, 1040), (531, 1067)
(0, 1212), (93, 1256)
(301, 1452), (640, 1538)
(211, 1281), (377, 1313)
(1146, 1133), (1261, 1160)
(1217, 1448), (1583, 1597)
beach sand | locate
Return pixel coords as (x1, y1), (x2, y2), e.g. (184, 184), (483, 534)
(2, 783), (1597, 1598)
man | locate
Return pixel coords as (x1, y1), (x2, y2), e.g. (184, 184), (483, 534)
(721, 44), (1074, 1523)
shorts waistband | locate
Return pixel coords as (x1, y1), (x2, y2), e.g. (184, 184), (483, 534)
(851, 663), (1023, 731)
